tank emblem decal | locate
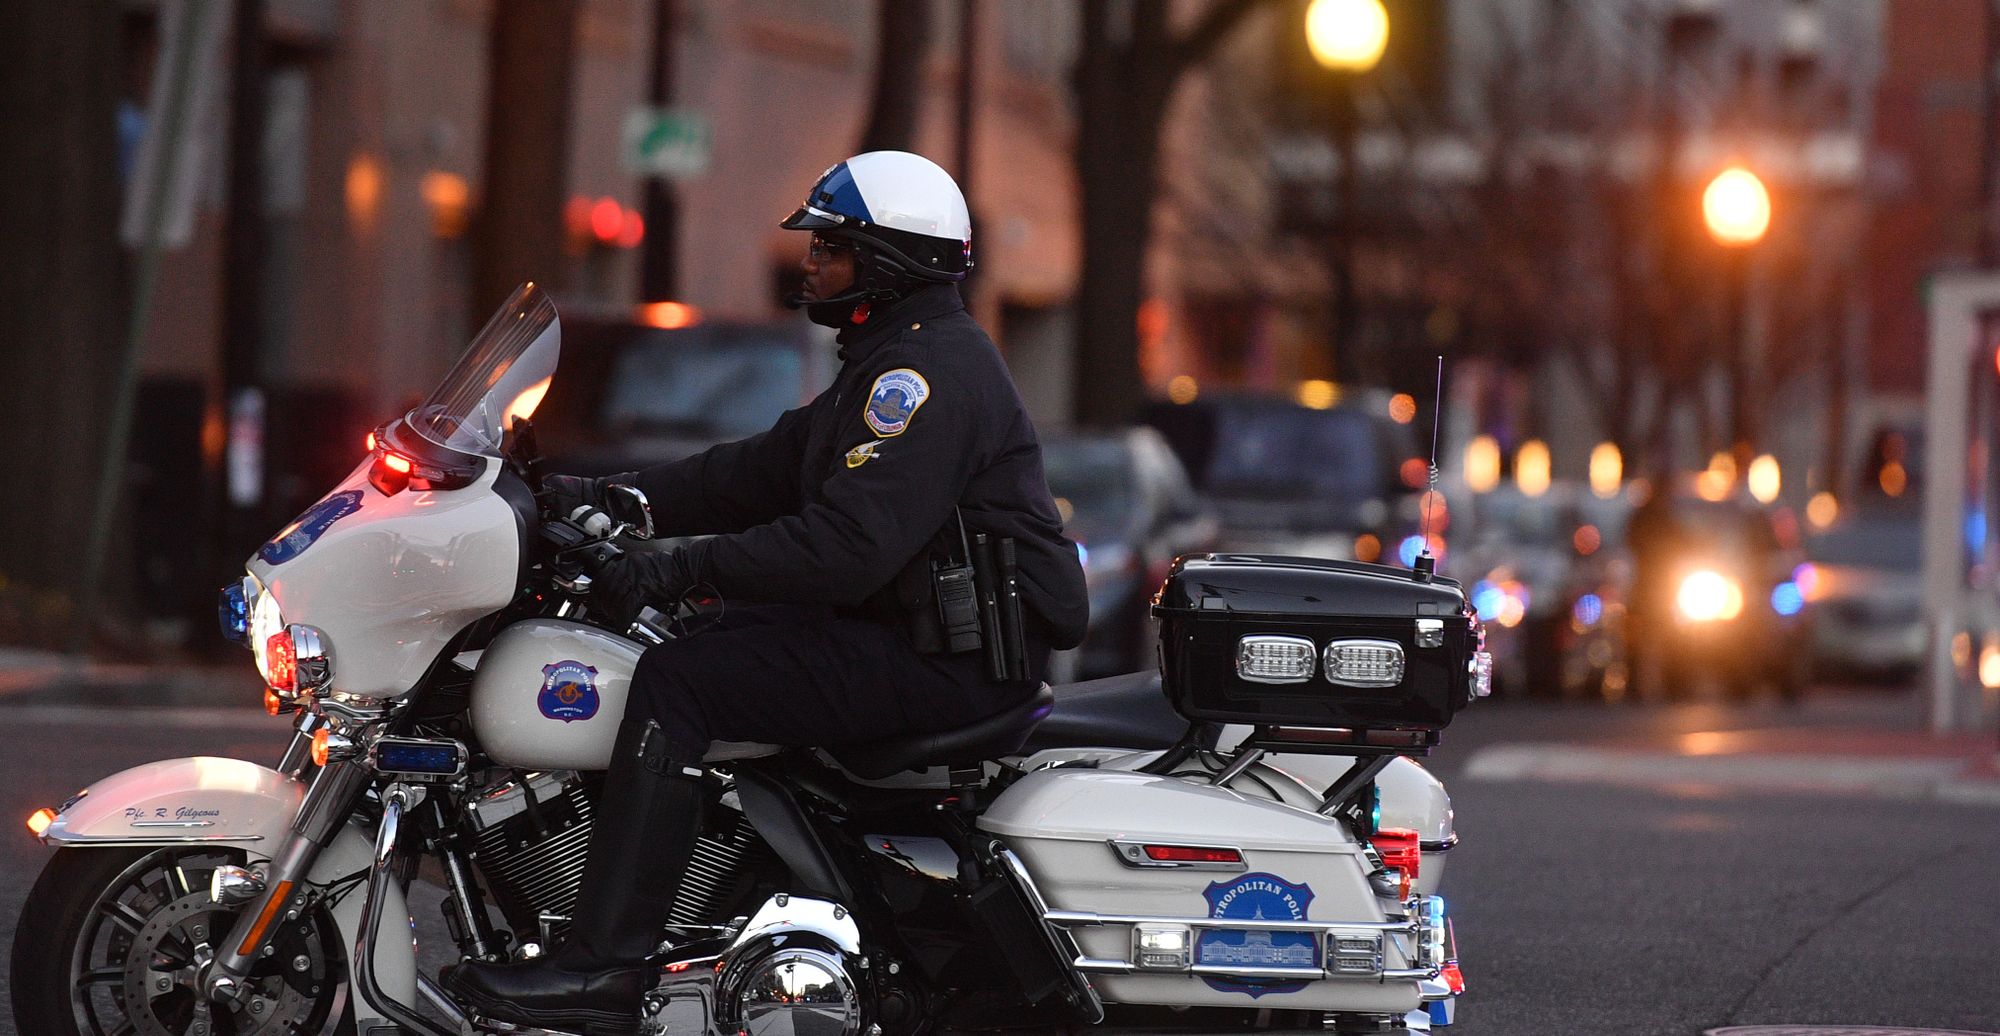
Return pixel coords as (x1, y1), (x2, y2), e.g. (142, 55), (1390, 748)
(258, 490), (364, 565)
(538, 660), (601, 723)
(1198, 873), (1318, 997)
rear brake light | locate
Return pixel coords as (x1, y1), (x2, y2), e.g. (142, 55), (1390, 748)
(1143, 844), (1244, 864)
(382, 452), (412, 474)
(265, 631), (297, 695)
(1372, 827), (1421, 897)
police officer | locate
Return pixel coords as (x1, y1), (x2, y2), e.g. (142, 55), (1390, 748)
(446, 151), (1088, 1035)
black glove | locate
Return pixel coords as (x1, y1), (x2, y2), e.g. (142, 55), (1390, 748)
(593, 548), (697, 631)
(540, 474), (607, 521)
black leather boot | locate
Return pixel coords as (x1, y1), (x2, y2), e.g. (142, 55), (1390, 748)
(446, 719), (704, 1036)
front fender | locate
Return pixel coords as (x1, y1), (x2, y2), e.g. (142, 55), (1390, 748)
(42, 756), (303, 848)
(35, 755), (418, 1032)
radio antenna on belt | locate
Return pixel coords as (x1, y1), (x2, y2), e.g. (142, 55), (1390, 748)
(1413, 356), (1444, 583)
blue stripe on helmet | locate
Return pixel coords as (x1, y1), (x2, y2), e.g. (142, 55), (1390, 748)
(810, 162), (874, 224)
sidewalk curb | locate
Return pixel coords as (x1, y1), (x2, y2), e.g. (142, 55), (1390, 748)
(1462, 742), (2000, 807)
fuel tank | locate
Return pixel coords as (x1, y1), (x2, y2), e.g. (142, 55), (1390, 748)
(470, 618), (642, 770)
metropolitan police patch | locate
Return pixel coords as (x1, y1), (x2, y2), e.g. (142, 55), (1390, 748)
(538, 660), (601, 723)
(863, 368), (930, 437)
(1197, 873), (1319, 997)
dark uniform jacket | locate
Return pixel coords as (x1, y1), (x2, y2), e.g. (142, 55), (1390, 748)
(627, 284), (1089, 650)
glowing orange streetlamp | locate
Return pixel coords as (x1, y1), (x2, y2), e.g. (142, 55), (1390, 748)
(1306, 0), (1390, 72)
(1702, 166), (1771, 247)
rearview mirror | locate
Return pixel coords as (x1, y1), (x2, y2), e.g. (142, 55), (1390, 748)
(604, 484), (656, 540)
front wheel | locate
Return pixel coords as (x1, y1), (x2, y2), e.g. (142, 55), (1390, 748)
(10, 846), (351, 1036)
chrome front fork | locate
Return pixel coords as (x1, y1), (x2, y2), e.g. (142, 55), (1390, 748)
(202, 754), (368, 1001)
(275, 709), (325, 777)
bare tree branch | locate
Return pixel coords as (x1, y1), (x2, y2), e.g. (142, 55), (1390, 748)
(1166, 0), (1262, 76)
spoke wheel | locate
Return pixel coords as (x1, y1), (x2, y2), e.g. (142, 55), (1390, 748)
(12, 846), (349, 1036)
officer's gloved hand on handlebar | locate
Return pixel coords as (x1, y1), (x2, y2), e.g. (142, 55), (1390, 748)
(541, 473), (631, 521)
(592, 548), (697, 630)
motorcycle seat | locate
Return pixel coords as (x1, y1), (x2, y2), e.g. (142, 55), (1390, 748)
(1020, 670), (1190, 753)
(829, 683), (1056, 779)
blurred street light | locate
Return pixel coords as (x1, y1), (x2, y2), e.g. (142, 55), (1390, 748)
(1695, 451), (1736, 501)
(1589, 442), (1622, 499)
(1305, 0), (1389, 73)
(1747, 453), (1781, 503)
(1296, 378), (1341, 409)
(1806, 491), (1839, 530)
(1703, 166), (1771, 247)
(1465, 435), (1501, 494)
(1704, 165), (1769, 472)
(1304, 0), (1386, 382)
(1516, 440), (1551, 498)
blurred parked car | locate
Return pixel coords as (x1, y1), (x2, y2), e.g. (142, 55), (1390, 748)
(1624, 488), (1812, 701)
(532, 308), (836, 476)
(1804, 501), (1925, 683)
(1141, 392), (1422, 560)
(1043, 428), (1220, 679)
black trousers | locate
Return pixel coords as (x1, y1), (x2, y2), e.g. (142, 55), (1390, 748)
(624, 604), (1047, 761)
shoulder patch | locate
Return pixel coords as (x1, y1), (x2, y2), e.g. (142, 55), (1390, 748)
(863, 368), (930, 437)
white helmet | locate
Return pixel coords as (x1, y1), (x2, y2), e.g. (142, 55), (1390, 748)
(780, 151), (973, 286)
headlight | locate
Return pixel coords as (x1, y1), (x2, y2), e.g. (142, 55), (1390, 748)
(249, 585), (284, 683)
(1676, 569), (1744, 623)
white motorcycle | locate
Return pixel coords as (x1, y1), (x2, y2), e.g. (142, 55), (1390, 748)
(13, 283), (1488, 1036)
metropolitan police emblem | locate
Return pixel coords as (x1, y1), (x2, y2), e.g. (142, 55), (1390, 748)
(538, 660), (601, 723)
(1197, 873), (1319, 996)
(258, 490), (365, 565)
(863, 368), (929, 437)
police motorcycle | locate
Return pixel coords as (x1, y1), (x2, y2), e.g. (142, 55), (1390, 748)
(15, 283), (1488, 1036)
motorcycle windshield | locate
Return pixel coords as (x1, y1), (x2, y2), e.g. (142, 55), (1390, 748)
(408, 282), (561, 458)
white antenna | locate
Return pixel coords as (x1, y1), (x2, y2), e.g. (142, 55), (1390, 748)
(1414, 355), (1444, 582)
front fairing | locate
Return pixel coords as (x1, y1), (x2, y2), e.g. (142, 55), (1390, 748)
(248, 455), (521, 698)
(241, 284), (559, 697)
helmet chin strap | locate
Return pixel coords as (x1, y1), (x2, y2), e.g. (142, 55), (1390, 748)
(785, 246), (918, 328)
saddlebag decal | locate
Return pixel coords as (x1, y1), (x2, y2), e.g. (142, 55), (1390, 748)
(259, 489), (364, 565)
(1199, 873), (1318, 997)
(538, 660), (601, 723)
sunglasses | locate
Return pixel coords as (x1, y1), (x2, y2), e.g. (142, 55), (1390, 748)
(808, 233), (856, 261)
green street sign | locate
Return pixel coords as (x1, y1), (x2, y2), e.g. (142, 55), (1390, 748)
(622, 107), (711, 179)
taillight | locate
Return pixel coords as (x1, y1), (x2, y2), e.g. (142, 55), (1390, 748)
(1142, 844), (1244, 865)
(1372, 827), (1421, 897)
(265, 630), (298, 695)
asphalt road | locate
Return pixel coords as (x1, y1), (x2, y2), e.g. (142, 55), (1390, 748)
(2, 690), (1996, 1035)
